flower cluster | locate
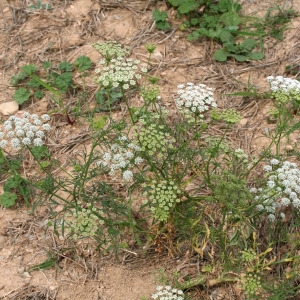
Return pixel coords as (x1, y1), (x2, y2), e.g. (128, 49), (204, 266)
(143, 180), (181, 221)
(65, 202), (104, 240)
(0, 112), (51, 149)
(135, 123), (175, 158)
(251, 159), (300, 221)
(241, 273), (262, 297)
(210, 108), (242, 124)
(175, 82), (217, 115)
(95, 57), (143, 89)
(234, 148), (249, 164)
(92, 41), (130, 61)
(151, 286), (184, 300)
(266, 76), (300, 104)
(96, 136), (142, 182)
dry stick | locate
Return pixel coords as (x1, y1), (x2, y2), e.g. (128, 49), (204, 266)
(0, 284), (29, 299)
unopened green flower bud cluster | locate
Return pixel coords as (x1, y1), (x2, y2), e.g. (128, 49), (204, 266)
(135, 123), (175, 158)
(65, 202), (104, 240)
(241, 248), (257, 263)
(205, 136), (230, 156)
(210, 108), (242, 124)
(141, 85), (160, 104)
(92, 41), (130, 61)
(242, 273), (262, 297)
(143, 180), (181, 221)
(234, 148), (249, 164)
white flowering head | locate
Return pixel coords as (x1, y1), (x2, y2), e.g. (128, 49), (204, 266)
(251, 160), (300, 221)
(151, 286), (184, 300)
(266, 76), (300, 104)
(0, 112), (51, 149)
(96, 137), (142, 182)
(175, 82), (217, 116)
(94, 56), (142, 89)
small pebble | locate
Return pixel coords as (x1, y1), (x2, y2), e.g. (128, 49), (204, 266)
(0, 101), (19, 115)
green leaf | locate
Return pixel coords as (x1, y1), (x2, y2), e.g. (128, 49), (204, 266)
(190, 18), (199, 26)
(30, 257), (57, 271)
(22, 64), (38, 75)
(59, 61), (73, 72)
(73, 55), (92, 72)
(231, 54), (248, 62)
(91, 115), (108, 130)
(219, 30), (234, 43)
(54, 72), (72, 92)
(0, 192), (17, 208)
(13, 88), (31, 104)
(31, 145), (49, 159)
(241, 39), (257, 51)
(155, 20), (171, 31)
(34, 90), (44, 99)
(187, 31), (200, 42)
(42, 61), (51, 69)
(167, 0), (180, 6)
(214, 49), (229, 62)
(152, 9), (168, 22)
(10, 72), (28, 85)
(248, 51), (264, 60)
(39, 161), (51, 169)
(27, 78), (43, 88)
(220, 11), (241, 26)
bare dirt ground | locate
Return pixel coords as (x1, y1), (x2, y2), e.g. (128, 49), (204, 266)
(0, 0), (300, 299)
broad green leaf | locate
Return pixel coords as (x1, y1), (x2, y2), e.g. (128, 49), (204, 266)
(214, 49), (229, 62)
(231, 54), (248, 62)
(59, 61), (73, 72)
(13, 88), (30, 104)
(31, 145), (49, 159)
(54, 72), (72, 92)
(248, 51), (264, 60)
(167, 0), (180, 7)
(42, 61), (51, 69)
(220, 30), (234, 43)
(74, 55), (92, 72)
(22, 64), (38, 75)
(241, 39), (257, 51)
(34, 90), (44, 99)
(0, 192), (17, 208)
(220, 12), (241, 26)
(152, 9), (168, 22)
(155, 20), (171, 31)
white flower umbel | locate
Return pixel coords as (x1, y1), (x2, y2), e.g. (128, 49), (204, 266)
(266, 76), (300, 104)
(94, 56), (142, 89)
(0, 112), (51, 149)
(175, 82), (217, 116)
(251, 160), (300, 221)
(151, 285), (184, 300)
(96, 138), (142, 182)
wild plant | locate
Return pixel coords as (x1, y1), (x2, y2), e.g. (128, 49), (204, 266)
(0, 112), (51, 207)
